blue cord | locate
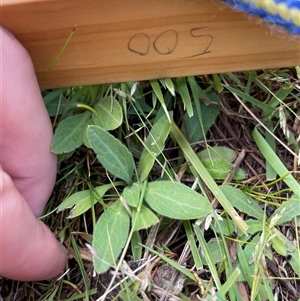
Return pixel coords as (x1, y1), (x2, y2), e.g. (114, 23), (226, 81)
(223, 0), (300, 34)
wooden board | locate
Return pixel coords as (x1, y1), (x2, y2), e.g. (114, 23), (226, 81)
(1, 0), (300, 88)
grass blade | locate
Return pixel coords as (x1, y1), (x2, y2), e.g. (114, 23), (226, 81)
(193, 225), (221, 289)
(150, 79), (171, 122)
(264, 121), (277, 180)
(183, 220), (203, 269)
(39, 26), (76, 82)
(142, 245), (196, 282)
(224, 86), (273, 114)
(176, 77), (193, 117)
(137, 113), (171, 182)
(253, 127), (300, 198)
(171, 122), (248, 234)
(217, 267), (241, 298)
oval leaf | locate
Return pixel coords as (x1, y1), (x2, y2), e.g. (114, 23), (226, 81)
(137, 113), (171, 182)
(197, 147), (246, 180)
(198, 146), (237, 163)
(271, 198), (300, 226)
(182, 100), (219, 143)
(93, 200), (130, 274)
(144, 181), (211, 220)
(220, 185), (264, 220)
(93, 97), (123, 130)
(87, 125), (134, 184)
(52, 112), (91, 154)
(82, 119), (94, 148)
(122, 183), (141, 208)
(132, 205), (159, 231)
(271, 235), (287, 256)
(57, 183), (120, 218)
(202, 160), (246, 180)
(202, 238), (225, 265)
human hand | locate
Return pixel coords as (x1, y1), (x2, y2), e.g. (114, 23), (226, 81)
(0, 26), (67, 281)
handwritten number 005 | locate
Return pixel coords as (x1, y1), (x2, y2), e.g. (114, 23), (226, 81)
(128, 27), (213, 57)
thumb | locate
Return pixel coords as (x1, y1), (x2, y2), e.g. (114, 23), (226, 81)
(0, 166), (67, 281)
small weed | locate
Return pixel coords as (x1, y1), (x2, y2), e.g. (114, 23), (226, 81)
(2, 69), (300, 301)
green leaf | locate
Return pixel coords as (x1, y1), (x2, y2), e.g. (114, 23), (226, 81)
(271, 228), (300, 276)
(57, 183), (119, 218)
(176, 77), (193, 117)
(43, 88), (68, 106)
(264, 121), (277, 181)
(170, 122), (248, 234)
(237, 243), (254, 283)
(242, 219), (263, 236)
(212, 217), (235, 236)
(93, 199), (130, 274)
(217, 268), (241, 299)
(204, 160), (245, 180)
(142, 245), (196, 282)
(237, 234), (272, 301)
(193, 225), (221, 288)
(182, 102), (219, 143)
(237, 233), (260, 281)
(197, 146), (246, 180)
(122, 183), (141, 208)
(137, 113), (172, 182)
(144, 181), (211, 220)
(87, 125), (135, 184)
(52, 112), (91, 154)
(198, 146), (237, 163)
(183, 220), (203, 269)
(150, 80), (171, 122)
(82, 119), (94, 148)
(132, 205), (159, 231)
(212, 74), (223, 93)
(93, 97), (123, 130)
(253, 127), (300, 198)
(271, 198), (300, 226)
(161, 78), (175, 96)
(44, 88), (69, 117)
(131, 231), (142, 260)
(224, 85), (273, 115)
(220, 185), (264, 220)
(271, 234), (287, 256)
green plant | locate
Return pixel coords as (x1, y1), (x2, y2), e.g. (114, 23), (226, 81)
(40, 71), (300, 300)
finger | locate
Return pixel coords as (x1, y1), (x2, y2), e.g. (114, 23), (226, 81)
(0, 26), (57, 216)
(0, 166), (67, 281)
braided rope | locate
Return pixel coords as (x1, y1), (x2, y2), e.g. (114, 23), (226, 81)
(223, 0), (300, 34)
